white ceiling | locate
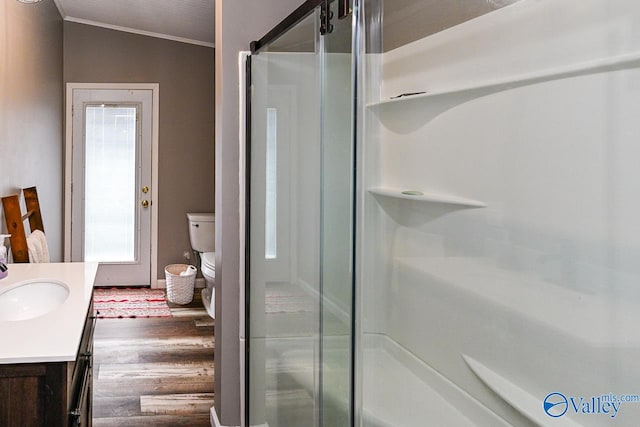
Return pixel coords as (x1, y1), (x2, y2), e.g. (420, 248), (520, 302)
(53, 0), (215, 47)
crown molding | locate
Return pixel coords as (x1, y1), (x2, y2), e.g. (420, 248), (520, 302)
(64, 16), (215, 48)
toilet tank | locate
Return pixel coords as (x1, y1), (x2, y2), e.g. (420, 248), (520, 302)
(187, 213), (215, 252)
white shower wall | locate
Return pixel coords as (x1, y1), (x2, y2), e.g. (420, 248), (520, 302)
(360, 0), (640, 426)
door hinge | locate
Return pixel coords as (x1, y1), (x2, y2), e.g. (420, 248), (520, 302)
(320, 0), (333, 35)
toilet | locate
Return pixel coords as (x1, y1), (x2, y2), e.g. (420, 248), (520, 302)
(187, 213), (215, 319)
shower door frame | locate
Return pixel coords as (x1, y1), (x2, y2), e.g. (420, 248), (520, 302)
(244, 0), (357, 425)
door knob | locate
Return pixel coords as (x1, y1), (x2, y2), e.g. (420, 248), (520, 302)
(142, 186), (149, 194)
(141, 200), (149, 208)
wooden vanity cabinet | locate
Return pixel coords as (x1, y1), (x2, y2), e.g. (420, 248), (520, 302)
(0, 299), (95, 427)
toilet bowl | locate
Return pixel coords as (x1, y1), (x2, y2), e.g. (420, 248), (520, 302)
(200, 251), (216, 317)
(187, 213), (215, 319)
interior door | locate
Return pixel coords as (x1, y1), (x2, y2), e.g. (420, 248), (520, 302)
(246, 1), (355, 426)
(71, 88), (153, 286)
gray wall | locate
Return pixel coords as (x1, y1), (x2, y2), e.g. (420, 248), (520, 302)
(0, 0), (63, 260)
(64, 22), (215, 279)
(383, 0), (521, 51)
(214, 0), (302, 424)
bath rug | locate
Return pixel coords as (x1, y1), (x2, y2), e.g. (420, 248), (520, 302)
(93, 288), (173, 318)
(264, 283), (316, 314)
(265, 295), (316, 314)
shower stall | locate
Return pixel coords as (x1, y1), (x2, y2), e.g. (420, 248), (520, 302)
(245, 0), (640, 426)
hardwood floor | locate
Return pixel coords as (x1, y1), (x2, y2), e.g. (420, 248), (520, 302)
(93, 290), (214, 427)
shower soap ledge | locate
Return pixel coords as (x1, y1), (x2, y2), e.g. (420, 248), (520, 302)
(367, 50), (640, 110)
(463, 355), (584, 427)
(368, 187), (486, 208)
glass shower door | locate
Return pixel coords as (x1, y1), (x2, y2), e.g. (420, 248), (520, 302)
(246, 2), (354, 427)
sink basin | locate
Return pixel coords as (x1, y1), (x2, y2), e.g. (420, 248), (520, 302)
(0, 279), (70, 321)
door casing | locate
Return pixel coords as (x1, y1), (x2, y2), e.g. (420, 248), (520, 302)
(64, 83), (160, 287)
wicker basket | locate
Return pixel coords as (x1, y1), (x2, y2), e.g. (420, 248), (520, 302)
(165, 264), (196, 304)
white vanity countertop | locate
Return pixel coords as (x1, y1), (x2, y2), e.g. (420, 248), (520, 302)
(0, 262), (98, 364)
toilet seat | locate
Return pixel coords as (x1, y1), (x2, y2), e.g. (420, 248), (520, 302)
(201, 251), (216, 280)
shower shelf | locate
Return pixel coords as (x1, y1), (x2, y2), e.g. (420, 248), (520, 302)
(368, 187), (486, 208)
(366, 50), (640, 114)
(462, 355), (584, 427)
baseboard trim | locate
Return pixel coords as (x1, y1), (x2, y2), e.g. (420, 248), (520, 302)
(211, 407), (242, 427)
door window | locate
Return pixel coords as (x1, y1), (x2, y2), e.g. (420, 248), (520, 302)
(84, 105), (138, 262)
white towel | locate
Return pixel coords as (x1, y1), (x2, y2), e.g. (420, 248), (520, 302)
(27, 230), (50, 263)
